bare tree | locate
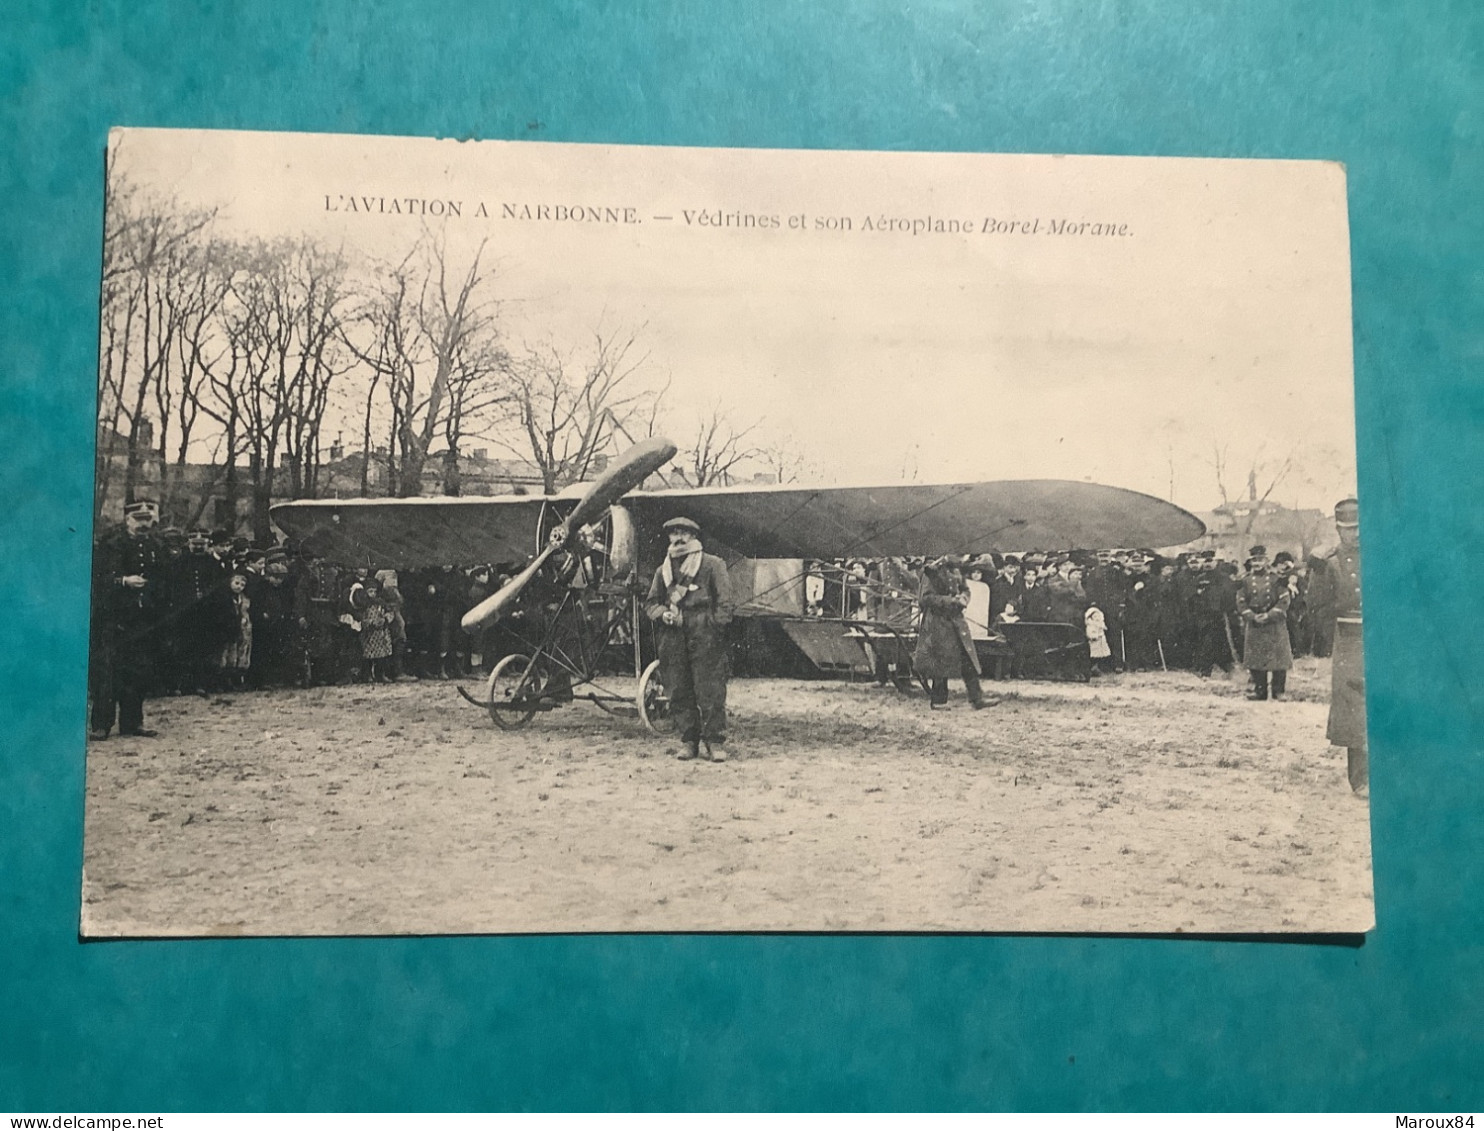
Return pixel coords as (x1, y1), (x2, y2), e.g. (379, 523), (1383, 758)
(437, 329), (510, 495)
(399, 233), (502, 496)
(757, 433), (818, 485)
(500, 327), (660, 493)
(279, 242), (352, 501)
(343, 233), (506, 497)
(95, 169), (216, 524)
(195, 303), (247, 528)
(1206, 439), (1296, 535)
(158, 237), (236, 519)
(675, 405), (763, 487)
(342, 255), (417, 495)
(222, 236), (351, 538)
(96, 180), (144, 522)
(1210, 441), (1230, 507)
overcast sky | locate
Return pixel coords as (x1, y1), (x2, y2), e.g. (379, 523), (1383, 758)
(109, 129), (1359, 513)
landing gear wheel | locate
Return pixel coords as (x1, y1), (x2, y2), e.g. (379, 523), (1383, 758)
(487, 653), (540, 729)
(637, 659), (676, 735)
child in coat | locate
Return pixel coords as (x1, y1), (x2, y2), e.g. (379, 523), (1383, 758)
(357, 579), (394, 683)
(217, 572), (253, 689)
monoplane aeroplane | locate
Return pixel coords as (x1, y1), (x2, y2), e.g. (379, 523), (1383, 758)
(271, 437), (1205, 731)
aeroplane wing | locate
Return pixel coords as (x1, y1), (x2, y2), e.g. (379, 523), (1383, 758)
(270, 495), (551, 568)
(622, 480), (1205, 560)
(271, 476), (1204, 569)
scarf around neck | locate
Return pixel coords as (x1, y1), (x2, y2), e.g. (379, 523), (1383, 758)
(660, 537), (703, 588)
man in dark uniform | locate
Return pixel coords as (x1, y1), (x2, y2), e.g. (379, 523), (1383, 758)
(1325, 498), (1368, 794)
(1179, 554), (1206, 667)
(1153, 558), (1189, 670)
(251, 549), (300, 688)
(644, 517), (735, 762)
(90, 500), (163, 739)
(1122, 553), (1160, 671)
(165, 525), (229, 694)
(1190, 552), (1236, 677)
(151, 526), (186, 692)
(1237, 545), (1294, 700)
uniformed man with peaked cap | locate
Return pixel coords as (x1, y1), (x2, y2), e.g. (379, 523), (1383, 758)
(1237, 545), (1294, 700)
(1325, 497), (1368, 794)
(645, 516), (735, 761)
(90, 499), (163, 738)
(165, 523), (230, 694)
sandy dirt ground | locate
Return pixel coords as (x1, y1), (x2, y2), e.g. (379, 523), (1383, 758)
(81, 657), (1373, 936)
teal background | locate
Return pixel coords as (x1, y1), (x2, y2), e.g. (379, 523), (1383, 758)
(3, 0), (1481, 1111)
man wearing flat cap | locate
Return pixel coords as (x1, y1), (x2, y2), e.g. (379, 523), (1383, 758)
(645, 517), (735, 761)
(1323, 497), (1368, 794)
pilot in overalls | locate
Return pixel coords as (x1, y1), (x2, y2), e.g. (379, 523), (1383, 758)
(644, 516), (734, 762)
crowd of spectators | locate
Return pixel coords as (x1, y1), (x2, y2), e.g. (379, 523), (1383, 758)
(806, 546), (1339, 681)
(88, 502), (1340, 737)
(89, 517), (533, 734)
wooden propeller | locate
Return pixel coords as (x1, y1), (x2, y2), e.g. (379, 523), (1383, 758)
(460, 437), (677, 632)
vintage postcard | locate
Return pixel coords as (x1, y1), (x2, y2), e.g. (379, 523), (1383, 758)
(83, 129), (1370, 935)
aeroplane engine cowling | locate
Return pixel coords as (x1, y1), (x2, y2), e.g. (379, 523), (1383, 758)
(608, 504), (638, 581)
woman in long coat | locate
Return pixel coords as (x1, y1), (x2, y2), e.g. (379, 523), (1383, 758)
(914, 558), (994, 709)
(1236, 548), (1294, 700)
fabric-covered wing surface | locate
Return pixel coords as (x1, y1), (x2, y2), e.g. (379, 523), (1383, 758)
(270, 496), (550, 568)
(624, 480), (1205, 560)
